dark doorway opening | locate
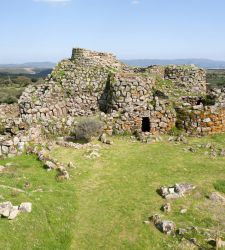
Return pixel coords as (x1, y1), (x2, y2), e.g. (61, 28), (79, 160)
(142, 117), (150, 132)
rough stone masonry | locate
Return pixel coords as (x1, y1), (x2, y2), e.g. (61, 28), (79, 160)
(18, 48), (210, 134)
(1, 47), (225, 157)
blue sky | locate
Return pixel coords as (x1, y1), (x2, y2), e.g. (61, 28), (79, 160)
(0, 0), (225, 63)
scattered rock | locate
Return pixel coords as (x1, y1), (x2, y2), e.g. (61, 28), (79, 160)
(180, 208), (188, 214)
(106, 139), (113, 145)
(46, 143), (54, 151)
(19, 202), (32, 213)
(209, 192), (225, 203)
(159, 183), (196, 199)
(0, 201), (31, 220)
(205, 143), (212, 149)
(217, 238), (225, 248)
(8, 206), (20, 220)
(190, 238), (197, 244)
(24, 181), (30, 188)
(0, 201), (13, 217)
(150, 214), (175, 235)
(56, 167), (70, 180)
(220, 149), (225, 156)
(161, 203), (171, 213)
(188, 147), (196, 153)
(210, 149), (217, 157)
(44, 160), (57, 170)
(99, 133), (113, 145)
(175, 135), (187, 144)
(177, 239), (196, 249)
(68, 161), (75, 168)
(0, 165), (5, 172)
(57, 140), (99, 150)
(177, 228), (187, 235)
(168, 136), (174, 142)
(99, 133), (107, 143)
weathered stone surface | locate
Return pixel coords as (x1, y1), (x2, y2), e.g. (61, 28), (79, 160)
(68, 161), (75, 168)
(0, 201), (13, 217)
(0, 201), (32, 220)
(0, 104), (19, 119)
(159, 183), (196, 199)
(209, 192), (225, 203)
(161, 203), (171, 213)
(19, 202), (32, 213)
(8, 206), (20, 220)
(45, 161), (57, 170)
(150, 214), (175, 235)
(56, 167), (70, 180)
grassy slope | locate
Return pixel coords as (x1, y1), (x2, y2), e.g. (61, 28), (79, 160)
(0, 135), (225, 249)
(0, 155), (76, 250)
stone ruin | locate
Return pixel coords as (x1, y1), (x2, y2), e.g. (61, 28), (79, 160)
(1, 47), (225, 157)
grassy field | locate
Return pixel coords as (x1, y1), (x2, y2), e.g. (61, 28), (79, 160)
(0, 134), (225, 249)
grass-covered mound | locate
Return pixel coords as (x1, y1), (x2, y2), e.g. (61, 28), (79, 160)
(0, 134), (225, 249)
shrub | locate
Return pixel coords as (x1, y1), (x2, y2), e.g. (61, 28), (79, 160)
(0, 95), (18, 104)
(74, 119), (103, 142)
(201, 95), (216, 106)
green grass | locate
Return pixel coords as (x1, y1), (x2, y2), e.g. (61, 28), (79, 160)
(0, 155), (76, 249)
(0, 135), (225, 249)
(214, 180), (225, 194)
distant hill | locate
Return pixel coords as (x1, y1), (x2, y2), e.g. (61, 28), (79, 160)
(122, 58), (225, 69)
(0, 67), (52, 76)
(0, 62), (55, 76)
(0, 62), (55, 69)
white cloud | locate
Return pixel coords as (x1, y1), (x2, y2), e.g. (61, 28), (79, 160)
(131, 0), (140, 4)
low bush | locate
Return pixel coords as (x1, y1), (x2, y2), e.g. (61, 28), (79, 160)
(201, 95), (216, 106)
(0, 95), (18, 104)
(73, 118), (103, 142)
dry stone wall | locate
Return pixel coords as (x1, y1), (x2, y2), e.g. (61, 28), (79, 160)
(176, 88), (225, 135)
(165, 65), (207, 95)
(2, 47), (223, 157)
(0, 104), (19, 119)
(19, 61), (111, 123)
(101, 72), (176, 134)
(15, 48), (224, 139)
(0, 118), (42, 158)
